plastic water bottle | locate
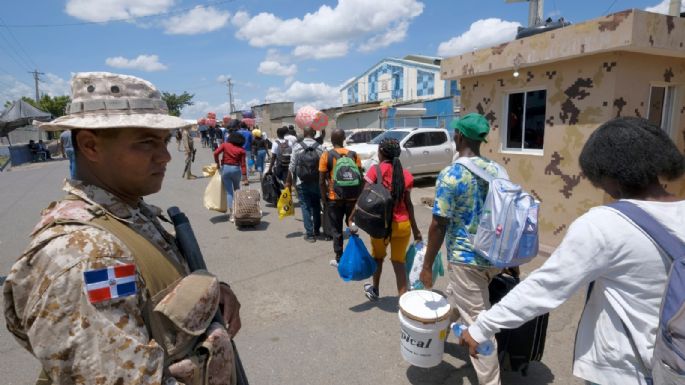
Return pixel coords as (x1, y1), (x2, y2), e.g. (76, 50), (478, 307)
(451, 322), (494, 356)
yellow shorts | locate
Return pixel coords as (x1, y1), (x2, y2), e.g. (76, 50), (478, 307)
(370, 220), (411, 263)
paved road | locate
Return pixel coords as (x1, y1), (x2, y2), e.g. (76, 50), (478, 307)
(0, 141), (584, 384)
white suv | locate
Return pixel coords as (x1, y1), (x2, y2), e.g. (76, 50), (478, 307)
(347, 127), (456, 176)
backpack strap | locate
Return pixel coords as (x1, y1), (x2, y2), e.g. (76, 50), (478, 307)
(327, 149), (341, 171)
(455, 157), (495, 183)
(374, 164), (383, 186)
(607, 201), (685, 262)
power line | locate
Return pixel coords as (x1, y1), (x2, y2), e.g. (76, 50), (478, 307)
(604, 0), (619, 15)
(3, 0), (235, 28)
(0, 16), (38, 70)
(0, 44), (32, 73)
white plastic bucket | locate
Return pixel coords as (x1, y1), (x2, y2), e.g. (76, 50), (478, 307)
(398, 290), (451, 368)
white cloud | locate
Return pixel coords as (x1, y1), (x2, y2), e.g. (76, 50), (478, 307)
(293, 42), (349, 59)
(266, 81), (341, 109)
(1, 73), (69, 105)
(182, 101), (230, 119)
(231, 11), (251, 27)
(65, 0), (174, 22)
(105, 54), (168, 72)
(645, 0), (685, 14)
(258, 61), (298, 77)
(181, 98), (260, 119)
(234, 0), (423, 56)
(162, 6), (230, 35)
(216, 74), (231, 83)
(358, 20), (409, 52)
(40, 73), (70, 96)
(437, 18), (521, 57)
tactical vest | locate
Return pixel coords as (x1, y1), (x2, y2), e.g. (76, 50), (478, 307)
(35, 196), (234, 385)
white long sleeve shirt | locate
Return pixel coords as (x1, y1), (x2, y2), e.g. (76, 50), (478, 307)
(469, 199), (685, 385)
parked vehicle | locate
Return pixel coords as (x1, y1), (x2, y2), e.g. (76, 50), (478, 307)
(322, 128), (384, 151)
(348, 127), (456, 176)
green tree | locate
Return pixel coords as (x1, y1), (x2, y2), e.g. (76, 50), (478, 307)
(37, 95), (71, 117)
(161, 91), (194, 117)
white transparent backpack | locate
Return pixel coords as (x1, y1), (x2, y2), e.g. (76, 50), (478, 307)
(456, 157), (539, 267)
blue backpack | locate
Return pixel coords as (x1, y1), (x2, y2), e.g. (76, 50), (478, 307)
(456, 157), (539, 267)
(608, 201), (685, 383)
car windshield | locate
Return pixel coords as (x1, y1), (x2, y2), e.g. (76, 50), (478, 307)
(370, 130), (409, 144)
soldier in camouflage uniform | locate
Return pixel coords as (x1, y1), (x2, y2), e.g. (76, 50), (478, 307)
(3, 72), (241, 385)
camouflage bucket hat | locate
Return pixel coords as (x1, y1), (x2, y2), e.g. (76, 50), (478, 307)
(37, 72), (191, 131)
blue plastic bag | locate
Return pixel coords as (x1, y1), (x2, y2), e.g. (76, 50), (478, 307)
(248, 157), (255, 169)
(405, 241), (444, 290)
(338, 234), (377, 281)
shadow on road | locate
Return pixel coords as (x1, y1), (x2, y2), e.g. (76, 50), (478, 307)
(349, 295), (399, 313)
(210, 214), (229, 224)
(285, 231), (304, 238)
(405, 340), (556, 385)
(413, 176), (437, 189)
(236, 220), (270, 231)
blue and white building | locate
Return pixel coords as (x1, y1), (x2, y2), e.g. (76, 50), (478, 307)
(340, 55), (460, 106)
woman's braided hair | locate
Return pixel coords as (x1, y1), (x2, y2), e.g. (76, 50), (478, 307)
(378, 138), (405, 207)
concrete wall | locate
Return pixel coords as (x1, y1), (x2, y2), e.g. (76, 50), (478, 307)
(458, 51), (685, 249)
(337, 110), (381, 130)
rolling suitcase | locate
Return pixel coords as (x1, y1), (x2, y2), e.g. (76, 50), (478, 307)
(489, 272), (549, 376)
(233, 186), (262, 227)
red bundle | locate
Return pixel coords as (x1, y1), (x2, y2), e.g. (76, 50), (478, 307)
(206, 118), (217, 127)
(207, 112), (217, 119)
(198, 118), (207, 125)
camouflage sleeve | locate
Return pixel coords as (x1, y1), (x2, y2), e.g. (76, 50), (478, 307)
(10, 226), (179, 384)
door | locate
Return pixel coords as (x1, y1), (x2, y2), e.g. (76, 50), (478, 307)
(400, 132), (430, 174)
(428, 131), (453, 172)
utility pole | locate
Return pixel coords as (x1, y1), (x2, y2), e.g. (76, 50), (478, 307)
(226, 78), (236, 114)
(28, 69), (44, 102)
(506, 0), (544, 26)
(669, 0), (682, 16)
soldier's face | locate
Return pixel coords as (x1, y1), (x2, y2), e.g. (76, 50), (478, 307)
(98, 127), (172, 198)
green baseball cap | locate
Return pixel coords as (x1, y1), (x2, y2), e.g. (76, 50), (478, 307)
(450, 113), (490, 143)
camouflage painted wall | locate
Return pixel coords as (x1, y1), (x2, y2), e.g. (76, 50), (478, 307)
(459, 52), (685, 249)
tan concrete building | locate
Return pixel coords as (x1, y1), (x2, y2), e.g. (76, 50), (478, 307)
(252, 102), (294, 138)
(441, 9), (685, 250)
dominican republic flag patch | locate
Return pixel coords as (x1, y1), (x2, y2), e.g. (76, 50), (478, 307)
(83, 264), (137, 304)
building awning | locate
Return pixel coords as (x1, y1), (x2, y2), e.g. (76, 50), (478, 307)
(395, 107), (426, 116)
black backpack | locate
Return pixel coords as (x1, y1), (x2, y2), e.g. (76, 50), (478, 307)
(295, 142), (321, 183)
(328, 150), (362, 200)
(276, 140), (292, 171)
(354, 164), (393, 239)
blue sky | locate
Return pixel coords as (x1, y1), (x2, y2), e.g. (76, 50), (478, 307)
(0, 0), (676, 119)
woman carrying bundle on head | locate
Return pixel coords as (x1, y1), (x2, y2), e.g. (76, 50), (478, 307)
(349, 138), (422, 301)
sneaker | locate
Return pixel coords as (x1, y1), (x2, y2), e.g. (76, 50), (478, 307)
(364, 283), (379, 301)
(329, 259), (338, 267)
(304, 235), (316, 243)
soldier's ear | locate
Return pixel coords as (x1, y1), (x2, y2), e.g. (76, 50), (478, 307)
(74, 130), (102, 163)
